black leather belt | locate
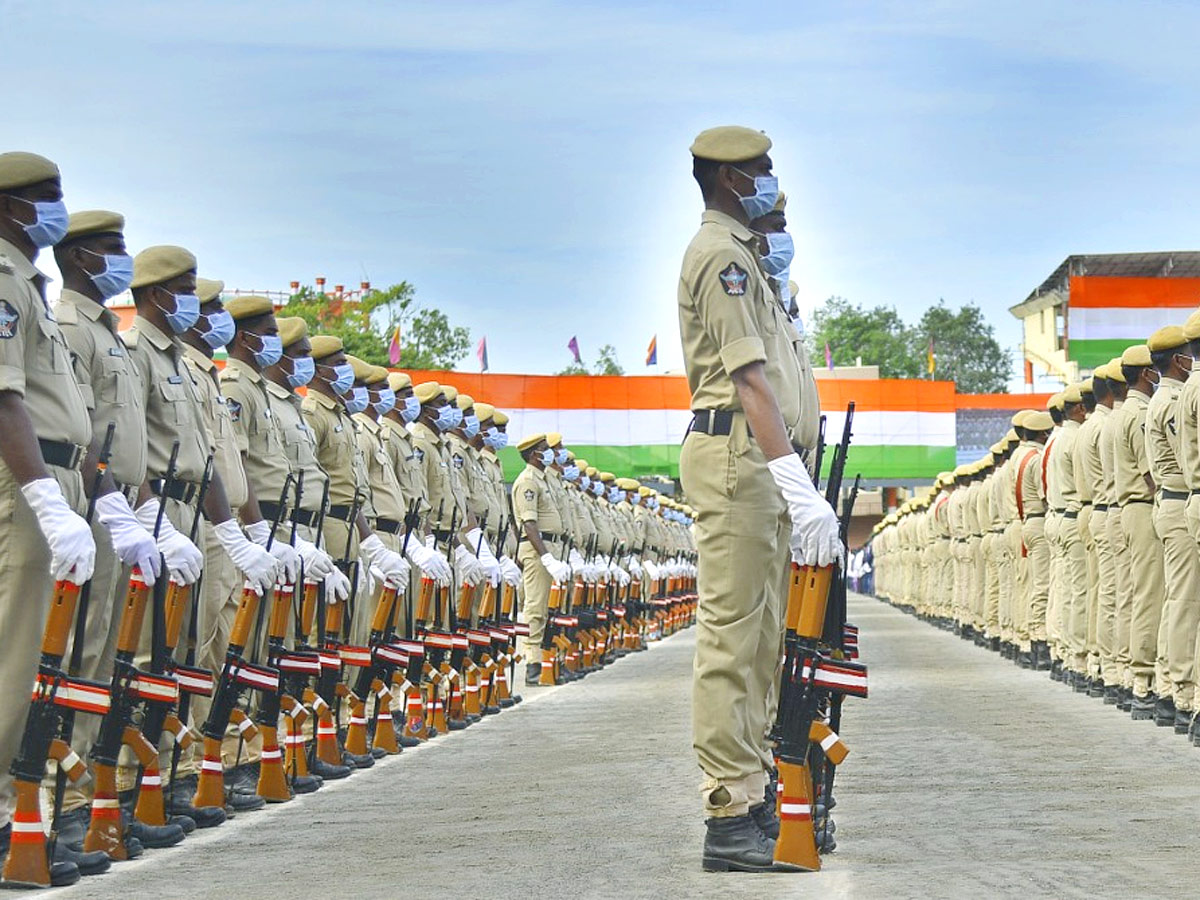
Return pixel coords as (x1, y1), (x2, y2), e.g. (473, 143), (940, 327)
(375, 517), (402, 534)
(1052, 507), (1066, 514)
(690, 409), (740, 437)
(327, 503), (356, 522)
(540, 531), (561, 543)
(432, 528), (452, 542)
(1024, 512), (1045, 519)
(1063, 510), (1079, 519)
(1094, 503), (1109, 511)
(1080, 500), (1092, 506)
(39, 439), (84, 470)
(258, 501), (318, 528)
(258, 500), (289, 524)
(1126, 498), (1153, 505)
(150, 478), (198, 504)
(1161, 489), (1189, 501)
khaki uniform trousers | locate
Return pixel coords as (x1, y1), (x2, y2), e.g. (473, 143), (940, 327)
(682, 431), (787, 818)
(1108, 504), (1134, 688)
(1122, 501), (1165, 697)
(517, 541), (552, 661)
(997, 525), (1017, 643)
(1019, 516), (1049, 647)
(1091, 508), (1118, 685)
(1059, 514), (1090, 673)
(952, 540), (968, 624)
(1156, 496), (1199, 710)
(0, 462), (85, 829)
(1043, 512), (1064, 658)
(968, 536), (985, 629)
(1078, 506), (1102, 679)
(982, 532), (1000, 637)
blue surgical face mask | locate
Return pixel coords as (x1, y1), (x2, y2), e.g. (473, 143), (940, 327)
(399, 395), (420, 423)
(374, 387), (396, 415)
(323, 362), (354, 395)
(14, 197), (68, 248)
(579, 475), (592, 491)
(493, 431), (509, 450)
(343, 385), (369, 415)
(433, 405), (458, 432)
(591, 480), (604, 497)
(199, 309), (235, 349)
(81, 248), (134, 299)
(462, 414), (480, 439)
(447, 406), (464, 429)
(161, 289), (201, 334)
(555, 448), (569, 465)
(250, 333), (283, 368)
(607, 487), (622, 504)
(562, 464), (579, 482)
(482, 426), (500, 448)
(539, 449), (555, 467)
(286, 355), (315, 388)
(731, 168), (779, 220)
(759, 232), (794, 277)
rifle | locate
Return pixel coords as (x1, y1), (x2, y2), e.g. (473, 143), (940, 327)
(190, 475), (292, 808)
(3, 426), (116, 887)
(811, 415), (827, 490)
(538, 533), (572, 686)
(398, 500), (442, 743)
(137, 453), (214, 825)
(296, 476), (334, 776)
(83, 441), (182, 854)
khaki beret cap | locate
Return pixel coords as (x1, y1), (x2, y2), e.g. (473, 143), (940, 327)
(276, 317), (307, 348)
(0, 152), (59, 191)
(1120, 344), (1152, 367)
(566, 450), (576, 461)
(131, 245), (196, 289)
(414, 381), (443, 404)
(574, 458), (589, 470)
(1093, 363), (1109, 380)
(345, 355), (373, 382)
(455, 393), (474, 411)
(195, 278), (224, 305)
(546, 432), (563, 447)
(225, 294), (273, 320)
(772, 191), (787, 213)
(473, 402), (495, 421)
(980, 453), (995, 468)
(936, 471), (954, 484)
(1062, 384), (1083, 404)
(1080, 377), (1094, 395)
(599, 471), (615, 483)
(953, 465), (969, 477)
(616, 477), (639, 491)
(441, 384), (458, 403)
(1011, 409), (1034, 428)
(1047, 392), (1064, 411)
(1147, 325), (1187, 353)
(689, 126), (772, 162)
(1183, 309), (1200, 341)
(989, 441), (1005, 454)
(1005, 429), (1018, 443)
(516, 433), (546, 452)
(386, 371), (412, 392)
(64, 210), (124, 241)
(1106, 357), (1126, 383)
(638, 485), (654, 497)
(585, 466), (598, 478)
(1025, 411), (1054, 432)
(366, 366), (389, 386)
(309, 334), (343, 360)
(492, 410), (509, 426)
(787, 280), (799, 299)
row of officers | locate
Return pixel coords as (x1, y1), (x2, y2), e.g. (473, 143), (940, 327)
(0, 151), (695, 886)
(873, 319), (1200, 741)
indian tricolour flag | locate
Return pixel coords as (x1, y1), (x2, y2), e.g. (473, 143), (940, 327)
(397, 371), (956, 482)
(1069, 276), (1200, 369)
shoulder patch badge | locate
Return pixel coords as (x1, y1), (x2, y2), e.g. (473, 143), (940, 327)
(0, 300), (19, 339)
(414, 448), (425, 463)
(227, 399), (242, 422)
(524, 489), (535, 502)
(719, 263), (748, 296)
(453, 454), (465, 469)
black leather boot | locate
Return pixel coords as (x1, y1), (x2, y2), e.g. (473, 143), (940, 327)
(1155, 695), (1177, 727)
(1130, 692), (1157, 721)
(748, 802), (779, 840)
(701, 815), (777, 873)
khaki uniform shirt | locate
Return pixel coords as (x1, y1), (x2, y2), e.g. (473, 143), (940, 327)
(0, 241), (90, 450)
(183, 346), (247, 509)
(447, 433), (488, 522)
(1113, 389), (1153, 505)
(354, 413), (405, 521)
(410, 421), (462, 529)
(302, 390), (362, 506)
(220, 357), (287, 505)
(264, 380), (326, 512)
(1014, 442), (1046, 518)
(1178, 372), (1200, 492)
(1042, 431), (1062, 511)
(1099, 401), (1122, 507)
(380, 417), (427, 514)
(123, 315), (210, 483)
(1076, 406), (1107, 505)
(54, 289), (146, 485)
(511, 464), (563, 541)
(1054, 419), (1082, 512)
(1146, 376), (1186, 494)
(678, 209), (802, 429)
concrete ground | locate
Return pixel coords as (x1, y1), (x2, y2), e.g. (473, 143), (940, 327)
(32, 593), (1200, 899)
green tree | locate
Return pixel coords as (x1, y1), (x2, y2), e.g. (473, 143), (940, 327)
(556, 361), (590, 375)
(595, 344), (624, 375)
(911, 301), (1010, 392)
(808, 296), (918, 378)
(281, 281), (470, 369)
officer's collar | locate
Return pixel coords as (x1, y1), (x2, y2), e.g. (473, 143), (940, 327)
(182, 343), (216, 372)
(264, 379), (291, 399)
(59, 288), (114, 326)
(700, 209), (755, 243)
(412, 420), (442, 442)
(354, 411), (380, 433)
(0, 236), (43, 283)
(132, 314), (178, 352)
(309, 390), (340, 411)
(225, 355), (263, 384)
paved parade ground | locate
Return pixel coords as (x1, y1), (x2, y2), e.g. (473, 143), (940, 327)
(35, 593), (1200, 900)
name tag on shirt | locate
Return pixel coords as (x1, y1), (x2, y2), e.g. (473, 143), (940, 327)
(168, 375), (182, 384)
(108, 347), (124, 357)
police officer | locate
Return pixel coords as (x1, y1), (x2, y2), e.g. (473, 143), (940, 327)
(677, 127), (838, 872)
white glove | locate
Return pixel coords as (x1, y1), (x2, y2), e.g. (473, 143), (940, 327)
(324, 567), (351, 602)
(499, 555), (522, 587)
(213, 519), (279, 594)
(454, 544), (484, 586)
(96, 492), (161, 586)
(294, 535), (335, 580)
(627, 557), (643, 579)
(466, 529), (502, 584)
(768, 453), (842, 567)
(569, 548), (585, 570)
(23, 478), (96, 584)
(246, 519), (301, 584)
(406, 538), (452, 583)
(540, 552), (570, 583)
(360, 533), (410, 580)
(134, 497), (202, 585)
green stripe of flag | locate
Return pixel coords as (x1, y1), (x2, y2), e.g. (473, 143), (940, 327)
(1069, 338), (1142, 370)
(499, 444), (956, 482)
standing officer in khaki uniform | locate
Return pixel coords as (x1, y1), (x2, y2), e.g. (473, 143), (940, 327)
(1055, 384), (1090, 685)
(677, 127), (838, 872)
(1113, 344), (1167, 718)
(511, 434), (570, 684)
(1079, 369), (1116, 695)
(1014, 412), (1052, 669)
(51, 212), (197, 851)
(1175, 312), (1200, 742)
(1100, 359), (1134, 708)
(1145, 326), (1198, 731)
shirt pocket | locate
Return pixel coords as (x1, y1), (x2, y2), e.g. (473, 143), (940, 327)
(33, 317), (71, 375)
(97, 354), (133, 407)
(157, 378), (190, 427)
(247, 408), (280, 455)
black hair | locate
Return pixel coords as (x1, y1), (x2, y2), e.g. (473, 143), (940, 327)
(1121, 365), (1142, 385)
(1150, 347), (1175, 374)
(1091, 377), (1110, 401)
(1081, 392), (1097, 412)
(1049, 407), (1063, 426)
(692, 157), (722, 199)
(1014, 426), (1027, 440)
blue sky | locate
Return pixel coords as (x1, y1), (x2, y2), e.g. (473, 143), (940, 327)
(10, 1), (1200, 383)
